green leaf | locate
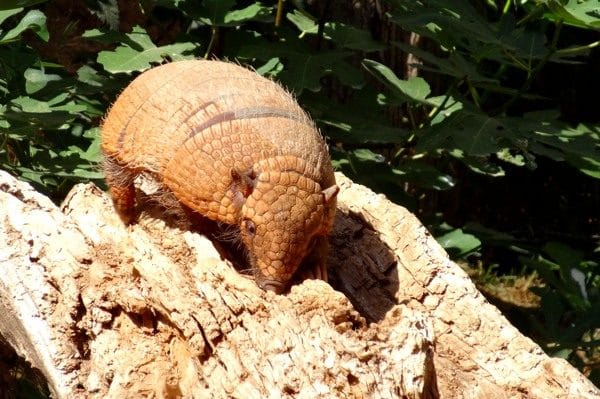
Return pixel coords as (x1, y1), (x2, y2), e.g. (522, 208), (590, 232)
(239, 32), (364, 93)
(526, 253), (590, 310)
(224, 2), (271, 25)
(331, 148), (416, 205)
(65, 169), (104, 179)
(463, 222), (516, 244)
(320, 116), (407, 144)
(388, 0), (499, 50)
(496, 148), (526, 166)
(76, 65), (106, 87)
(287, 9), (318, 36)
(0, 9), (47, 42)
(302, 89), (409, 144)
(82, 28), (129, 44)
(0, 10), (49, 44)
(325, 23), (386, 51)
(11, 93), (86, 113)
(194, 0), (235, 25)
(193, 0), (270, 26)
(415, 106), (600, 178)
(0, 1), (48, 11)
(462, 155), (505, 176)
(79, 128), (102, 162)
(97, 26), (197, 73)
(437, 228), (481, 257)
(333, 148), (390, 183)
(427, 95), (464, 125)
(388, 0), (554, 79)
(362, 59), (432, 105)
(397, 161), (456, 190)
(565, 155), (600, 179)
(13, 167), (50, 186)
(417, 107), (511, 156)
(0, 8), (22, 25)
(543, 242), (583, 269)
(497, 17), (548, 61)
(76, 60), (128, 95)
(11, 95), (55, 113)
(515, 117), (600, 177)
(287, 11), (385, 50)
(255, 57), (284, 76)
(393, 42), (497, 83)
(545, 0), (600, 29)
(51, 102), (87, 113)
(281, 51), (364, 92)
(24, 68), (61, 94)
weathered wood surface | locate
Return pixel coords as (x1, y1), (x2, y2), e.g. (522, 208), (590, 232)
(0, 169), (597, 398)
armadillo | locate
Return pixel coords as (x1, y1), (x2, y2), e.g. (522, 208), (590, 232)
(101, 60), (338, 294)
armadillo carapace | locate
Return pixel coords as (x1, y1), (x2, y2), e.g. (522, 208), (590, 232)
(101, 60), (339, 294)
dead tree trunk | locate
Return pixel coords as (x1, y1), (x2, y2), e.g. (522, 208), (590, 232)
(0, 169), (597, 398)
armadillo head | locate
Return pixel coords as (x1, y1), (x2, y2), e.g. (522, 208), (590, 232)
(231, 157), (338, 294)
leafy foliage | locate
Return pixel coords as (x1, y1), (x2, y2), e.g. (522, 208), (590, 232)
(92, 26), (197, 73)
(0, 0), (599, 386)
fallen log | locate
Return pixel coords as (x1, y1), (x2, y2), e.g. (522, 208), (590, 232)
(0, 169), (597, 398)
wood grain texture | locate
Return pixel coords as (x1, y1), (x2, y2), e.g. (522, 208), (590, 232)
(0, 169), (598, 398)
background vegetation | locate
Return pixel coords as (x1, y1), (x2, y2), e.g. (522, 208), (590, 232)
(1, 0), (598, 394)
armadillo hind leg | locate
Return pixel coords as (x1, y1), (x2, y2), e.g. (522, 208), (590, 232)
(103, 156), (137, 224)
(297, 236), (330, 283)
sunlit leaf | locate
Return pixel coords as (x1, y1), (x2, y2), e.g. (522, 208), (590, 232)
(0, 9), (47, 42)
(0, 8), (22, 25)
(97, 26), (197, 73)
(24, 68), (61, 94)
(362, 59), (432, 105)
(437, 228), (481, 257)
(287, 9), (317, 35)
(545, 0), (600, 29)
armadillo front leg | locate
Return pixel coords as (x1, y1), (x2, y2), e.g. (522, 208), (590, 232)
(103, 156), (137, 224)
(298, 236), (330, 282)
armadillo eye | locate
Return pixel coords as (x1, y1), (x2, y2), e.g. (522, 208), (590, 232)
(244, 219), (256, 236)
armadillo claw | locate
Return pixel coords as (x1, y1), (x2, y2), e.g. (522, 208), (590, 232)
(257, 278), (286, 294)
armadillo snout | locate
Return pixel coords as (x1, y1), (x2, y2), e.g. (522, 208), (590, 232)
(241, 174), (328, 293)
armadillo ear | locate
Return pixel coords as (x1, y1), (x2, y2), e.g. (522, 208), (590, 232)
(322, 184), (339, 204)
(231, 168), (257, 198)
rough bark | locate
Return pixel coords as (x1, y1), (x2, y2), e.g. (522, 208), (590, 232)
(0, 169), (597, 398)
